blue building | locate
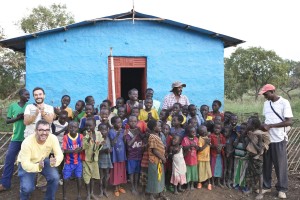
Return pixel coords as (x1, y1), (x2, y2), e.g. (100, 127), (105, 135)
(0, 11), (244, 109)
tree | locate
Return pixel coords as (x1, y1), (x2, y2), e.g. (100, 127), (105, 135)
(20, 3), (75, 33)
(278, 60), (300, 100)
(225, 47), (289, 100)
(0, 27), (25, 99)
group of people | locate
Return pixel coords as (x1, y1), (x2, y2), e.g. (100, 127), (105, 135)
(0, 82), (293, 200)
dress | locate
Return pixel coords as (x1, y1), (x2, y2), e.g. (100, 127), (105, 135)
(233, 141), (248, 187)
(197, 136), (212, 182)
(109, 128), (127, 185)
(146, 134), (165, 194)
(181, 136), (198, 182)
(209, 133), (226, 177)
(170, 148), (187, 185)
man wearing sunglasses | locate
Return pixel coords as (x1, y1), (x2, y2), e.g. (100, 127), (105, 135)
(17, 119), (63, 200)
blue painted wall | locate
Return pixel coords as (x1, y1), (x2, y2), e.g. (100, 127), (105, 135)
(25, 20), (224, 110)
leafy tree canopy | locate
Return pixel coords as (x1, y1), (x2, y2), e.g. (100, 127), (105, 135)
(20, 3), (75, 33)
(225, 47), (289, 100)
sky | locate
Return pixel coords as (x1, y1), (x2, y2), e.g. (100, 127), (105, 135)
(0, 0), (299, 61)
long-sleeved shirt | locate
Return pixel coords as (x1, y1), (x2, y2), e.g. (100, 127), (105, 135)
(17, 133), (64, 173)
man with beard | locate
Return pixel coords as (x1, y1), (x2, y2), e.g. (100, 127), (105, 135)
(162, 81), (190, 111)
(17, 119), (63, 200)
(23, 87), (55, 190)
(0, 89), (30, 192)
(23, 87), (54, 138)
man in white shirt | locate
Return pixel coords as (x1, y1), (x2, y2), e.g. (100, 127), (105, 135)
(259, 84), (293, 199)
(24, 87), (54, 138)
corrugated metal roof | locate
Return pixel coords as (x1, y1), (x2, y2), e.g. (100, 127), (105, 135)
(0, 10), (244, 52)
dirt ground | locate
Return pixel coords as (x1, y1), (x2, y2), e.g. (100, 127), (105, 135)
(1, 171), (300, 200)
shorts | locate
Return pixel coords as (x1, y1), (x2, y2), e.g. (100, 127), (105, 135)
(127, 160), (141, 174)
(62, 163), (83, 179)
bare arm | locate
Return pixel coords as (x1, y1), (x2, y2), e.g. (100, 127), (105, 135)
(6, 113), (24, 124)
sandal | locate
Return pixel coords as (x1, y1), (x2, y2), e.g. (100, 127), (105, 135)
(197, 183), (202, 189)
(207, 184), (212, 191)
(114, 190), (120, 197)
(119, 187), (126, 194)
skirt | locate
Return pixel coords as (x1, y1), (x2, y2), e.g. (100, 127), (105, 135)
(211, 154), (223, 178)
(109, 162), (127, 185)
(186, 165), (198, 182)
(233, 156), (248, 187)
(198, 161), (212, 182)
(146, 162), (165, 194)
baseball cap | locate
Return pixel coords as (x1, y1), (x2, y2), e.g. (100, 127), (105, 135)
(258, 84), (276, 95)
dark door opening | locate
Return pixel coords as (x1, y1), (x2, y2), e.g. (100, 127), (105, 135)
(121, 68), (145, 102)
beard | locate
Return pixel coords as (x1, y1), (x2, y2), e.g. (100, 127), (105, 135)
(35, 98), (44, 104)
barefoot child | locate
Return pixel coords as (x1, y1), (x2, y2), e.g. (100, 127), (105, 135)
(245, 116), (270, 200)
(197, 125), (212, 190)
(181, 125), (199, 190)
(169, 135), (186, 194)
(62, 121), (83, 200)
(125, 115), (143, 195)
(233, 122), (248, 190)
(109, 116), (127, 197)
(146, 119), (169, 200)
(83, 118), (103, 200)
(209, 122), (226, 187)
(98, 123), (112, 198)
(223, 125), (235, 188)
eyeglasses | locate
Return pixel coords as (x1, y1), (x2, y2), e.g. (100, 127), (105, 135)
(37, 129), (50, 133)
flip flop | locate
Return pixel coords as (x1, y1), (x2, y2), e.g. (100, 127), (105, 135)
(119, 187), (126, 194)
(114, 190), (120, 197)
(207, 184), (212, 190)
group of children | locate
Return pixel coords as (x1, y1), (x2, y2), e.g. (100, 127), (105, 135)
(51, 90), (270, 200)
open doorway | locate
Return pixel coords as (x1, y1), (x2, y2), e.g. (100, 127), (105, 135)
(108, 57), (147, 103)
(121, 68), (145, 101)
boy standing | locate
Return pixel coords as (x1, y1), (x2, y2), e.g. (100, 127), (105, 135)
(62, 121), (83, 200)
(0, 89), (29, 192)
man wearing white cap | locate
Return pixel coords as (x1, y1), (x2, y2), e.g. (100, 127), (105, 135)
(259, 84), (293, 199)
(162, 81), (190, 111)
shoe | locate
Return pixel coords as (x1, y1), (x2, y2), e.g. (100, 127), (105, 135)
(0, 184), (8, 192)
(278, 191), (287, 199)
(256, 188), (271, 194)
(59, 179), (63, 185)
(119, 187), (126, 194)
(207, 184), (212, 191)
(197, 183), (202, 189)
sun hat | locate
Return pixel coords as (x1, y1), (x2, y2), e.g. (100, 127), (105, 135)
(170, 81), (186, 92)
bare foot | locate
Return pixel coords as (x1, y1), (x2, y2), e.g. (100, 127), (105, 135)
(103, 191), (108, 198)
(255, 194), (264, 200)
(86, 195), (91, 200)
(91, 193), (99, 200)
(131, 189), (138, 195)
(77, 196), (82, 200)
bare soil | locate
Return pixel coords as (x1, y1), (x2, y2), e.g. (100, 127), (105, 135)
(1, 171), (300, 200)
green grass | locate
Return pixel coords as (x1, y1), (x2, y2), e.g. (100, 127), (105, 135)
(224, 89), (300, 126)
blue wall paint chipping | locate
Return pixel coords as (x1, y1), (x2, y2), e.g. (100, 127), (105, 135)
(25, 20), (224, 110)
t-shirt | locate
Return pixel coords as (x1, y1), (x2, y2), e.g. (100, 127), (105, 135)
(79, 115), (100, 130)
(138, 109), (159, 122)
(207, 111), (225, 122)
(64, 107), (73, 119)
(197, 136), (210, 161)
(24, 104), (54, 138)
(17, 133), (64, 173)
(209, 133), (226, 157)
(63, 133), (83, 164)
(125, 120), (147, 134)
(181, 136), (198, 166)
(7, 102), (28, 141)
(73, 111), (86, 123)
(125, 131), (143, 160)
(263, 96), (293, 142)
(52, 120), (68, 148)
(109, 128), (126, 163)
